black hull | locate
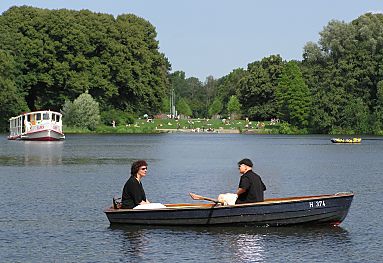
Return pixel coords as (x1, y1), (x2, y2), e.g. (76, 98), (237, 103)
(104, 193), (353, 227)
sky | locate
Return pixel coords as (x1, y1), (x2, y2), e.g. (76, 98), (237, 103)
(1, 1), (382, 81)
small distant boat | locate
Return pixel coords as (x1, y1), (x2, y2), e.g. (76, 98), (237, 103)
(104, 192), (354, 226)
(331, 138), (361, 144)
(8, 110), (65, 141)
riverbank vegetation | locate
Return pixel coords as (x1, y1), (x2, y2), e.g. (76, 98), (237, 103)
(63, 117), (285, 135)
(1, 6), (383, 135)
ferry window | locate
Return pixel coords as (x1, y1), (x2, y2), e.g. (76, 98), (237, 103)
(56, 115), (60, 122)
(27, 115), (31, 121)
(36, 113), (41, 121)
(43, 113), (50, 120)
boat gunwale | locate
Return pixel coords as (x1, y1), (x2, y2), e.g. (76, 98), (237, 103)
(104, 192), (354, 213)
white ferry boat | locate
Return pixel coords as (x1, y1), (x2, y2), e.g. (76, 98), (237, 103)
(8, 110), (65, 141)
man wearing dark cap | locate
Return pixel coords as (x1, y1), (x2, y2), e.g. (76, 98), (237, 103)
(236, 158), (266, 204)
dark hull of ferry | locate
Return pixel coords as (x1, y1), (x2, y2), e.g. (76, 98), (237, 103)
(104, 193), (353, 226)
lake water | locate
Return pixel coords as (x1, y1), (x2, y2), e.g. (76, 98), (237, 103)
(0, 133), (382, 262)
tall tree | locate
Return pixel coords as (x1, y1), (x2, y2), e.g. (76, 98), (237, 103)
(237, 55), (284, 120)
(302, 13), (383, 133)
(276, 61), (312, 128)
(208, 98), (223, 118)
(227, 95), (241, 119)
(0, 6), (170, 115)
(176, 98), (192, 117)
(204, 75), (218, 114)
(0, 50), (29, 131)
(216, 68), (247, 115)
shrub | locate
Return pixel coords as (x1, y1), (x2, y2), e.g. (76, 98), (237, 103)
(62, 92), (100, 130)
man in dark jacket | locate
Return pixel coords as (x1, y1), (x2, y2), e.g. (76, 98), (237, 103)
(236, 158), (266, 204)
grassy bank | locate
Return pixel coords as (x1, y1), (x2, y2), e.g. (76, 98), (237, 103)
(63, 118), (283, 134)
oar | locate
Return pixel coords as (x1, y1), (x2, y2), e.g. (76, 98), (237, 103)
(189, 192), (223, 204)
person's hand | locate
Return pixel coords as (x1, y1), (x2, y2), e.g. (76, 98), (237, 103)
(140, 200), (150, 205)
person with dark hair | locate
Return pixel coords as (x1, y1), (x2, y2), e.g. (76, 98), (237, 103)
(121, 160), (150, 209)
(235, 158), (266, 204)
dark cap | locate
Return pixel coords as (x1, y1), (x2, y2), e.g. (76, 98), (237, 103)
(238, 158), (253, 167)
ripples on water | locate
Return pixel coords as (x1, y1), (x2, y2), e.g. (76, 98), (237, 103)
(1, 134), (383, 262)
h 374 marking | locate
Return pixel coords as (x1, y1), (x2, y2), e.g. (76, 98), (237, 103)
(309, 200), (326, 208)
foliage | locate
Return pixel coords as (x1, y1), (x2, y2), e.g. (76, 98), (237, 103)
(237, 55), (284, 120)
(216, 68), (247, 114)
(372, 80), (383, 132)
(227, 95), (241, 116)
(276, 61), (312, 128)
(302, 13), (383, 134)
(0, 6), (169, 115)
(100, 109), (135, 126)
(169, 72), (207, 117)
(277, 122), (308, 135)
(203, 76), (219, 114)
(61, 92), (100, 130)
(340, 97), (370, 134)
(0, 50), (29, 132)
(176, 98), (192, 117)
(2, 7), (383, 135)
(208, 97), (223, 117)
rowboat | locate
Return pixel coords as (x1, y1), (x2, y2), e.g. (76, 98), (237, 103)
(331, 137), (361, 143)
(104, 192), (353, 226)
(8, 110), (65, 141)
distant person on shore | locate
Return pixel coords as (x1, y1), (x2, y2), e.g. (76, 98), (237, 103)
(121, 160), (150, 209)
(235, 158), (266, 204)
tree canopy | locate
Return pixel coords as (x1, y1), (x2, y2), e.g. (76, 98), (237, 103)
(1, 7), (383, 135)
(0, 6), (170, 120)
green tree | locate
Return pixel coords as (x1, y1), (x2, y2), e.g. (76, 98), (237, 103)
(341, 97), (369, 133)
(371, 80), (383, 133)
(216, 68), (247, 115)
(208, 98), (223, 118)
(302, 13), (383, 133)
(0, 50), (29, 132)
(0, 6), (170, 115)
(227, 95), (241, 119)
(237, 55), (284, 120)
(62, 92), (100, 130)
(176, 98), (192, 117)
(168, 72), (207, 117)
(276, 61), (312, 128)
(204, 76), (218, 114)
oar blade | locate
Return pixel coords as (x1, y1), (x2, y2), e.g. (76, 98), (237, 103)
(189, 192), (204, 200)
(189, 192), (221, 204)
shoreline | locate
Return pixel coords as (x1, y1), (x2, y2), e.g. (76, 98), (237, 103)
(155, 128), (240, 134)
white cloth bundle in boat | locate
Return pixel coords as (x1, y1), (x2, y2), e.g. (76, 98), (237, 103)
(133, 203), (167, 209)
(218, 193), (238, 205)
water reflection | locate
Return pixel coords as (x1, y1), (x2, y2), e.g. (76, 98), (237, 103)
(109, 224), (350, 238)
(23, 141), (64, 165)
(235, 233), (265, 262)
(109, 225), (350, 262)
(116, 226), (148, 262)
